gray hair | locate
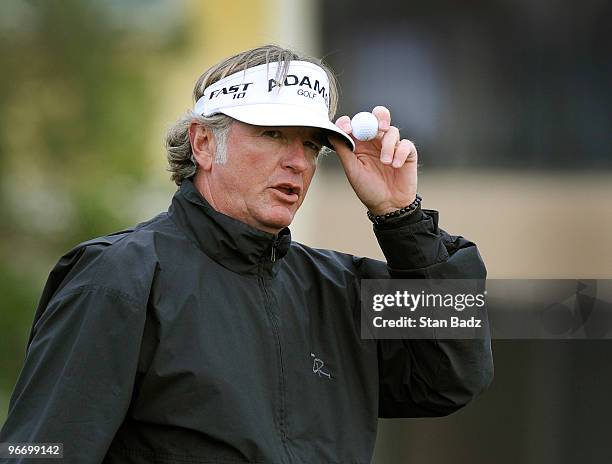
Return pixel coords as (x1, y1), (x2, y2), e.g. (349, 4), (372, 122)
(165, 44), (340, 185)
(165, 112), (232, 185)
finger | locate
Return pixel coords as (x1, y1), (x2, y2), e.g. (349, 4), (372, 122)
(380, 126), (400, 164)
(391, 139), (417, 168)
(329, 133), (358, 172)
(334, 115), (352, 135)
(372, 105), (391, 131)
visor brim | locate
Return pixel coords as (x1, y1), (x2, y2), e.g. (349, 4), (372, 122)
(216, 104), (355, 151)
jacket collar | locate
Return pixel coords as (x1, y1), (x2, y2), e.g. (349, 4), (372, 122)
(168, 178), (291, 277)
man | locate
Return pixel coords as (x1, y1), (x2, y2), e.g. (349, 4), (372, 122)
(1, 45), (493, 463)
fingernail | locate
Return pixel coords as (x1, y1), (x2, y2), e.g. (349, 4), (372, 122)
(393, 159), (402, 167)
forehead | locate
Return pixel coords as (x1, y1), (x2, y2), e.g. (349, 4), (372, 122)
(236, 121), (327, 141)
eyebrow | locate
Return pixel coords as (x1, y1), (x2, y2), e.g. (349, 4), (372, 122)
(262, 126), (326, 146)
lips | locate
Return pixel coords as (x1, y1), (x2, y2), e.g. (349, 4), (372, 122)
(271, 183), (301, 203)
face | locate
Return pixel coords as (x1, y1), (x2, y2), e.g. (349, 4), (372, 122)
(196, 121), (325, 234)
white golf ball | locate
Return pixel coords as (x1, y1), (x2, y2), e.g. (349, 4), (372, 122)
(351, 112), (379, 141)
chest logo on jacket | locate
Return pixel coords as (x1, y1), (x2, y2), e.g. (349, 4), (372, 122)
(310, 353), (331, 379)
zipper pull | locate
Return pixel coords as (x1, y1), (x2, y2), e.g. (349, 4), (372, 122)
(270, 241), (278, 262)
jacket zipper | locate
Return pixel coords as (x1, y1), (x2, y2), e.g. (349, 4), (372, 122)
(259, 255), (290, 461)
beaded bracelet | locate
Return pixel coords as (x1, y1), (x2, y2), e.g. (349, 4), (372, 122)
(366, 194), (422, 225)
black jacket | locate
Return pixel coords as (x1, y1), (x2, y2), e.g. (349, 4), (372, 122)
(1, 179), (493, 463)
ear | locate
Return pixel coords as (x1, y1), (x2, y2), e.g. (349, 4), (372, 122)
(189, 122), (216, 172)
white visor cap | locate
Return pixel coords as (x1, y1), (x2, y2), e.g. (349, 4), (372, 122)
(194, 61), (355, 151)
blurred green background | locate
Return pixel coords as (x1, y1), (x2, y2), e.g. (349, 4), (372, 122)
(0, 0), (189, 417)
(1, 1), (611, 463)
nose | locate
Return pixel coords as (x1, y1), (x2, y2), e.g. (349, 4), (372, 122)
(280, 138), (310, 173)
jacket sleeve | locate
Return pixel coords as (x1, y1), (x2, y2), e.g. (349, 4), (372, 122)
(371, 209), (494, 418)
(0, 253), (148, 463)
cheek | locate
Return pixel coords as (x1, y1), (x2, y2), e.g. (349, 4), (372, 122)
(302, 163), (317, 193)
(308, 159), (318, 180)
(232, 151), (278, 182)
(223, 154), (264, 183)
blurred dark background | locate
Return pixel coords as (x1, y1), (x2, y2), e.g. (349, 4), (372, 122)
(1, 1), (611, 463)
(322, 0), (611, 170)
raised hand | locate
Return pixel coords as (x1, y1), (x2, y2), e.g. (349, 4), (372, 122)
(329, 106), (418, 215)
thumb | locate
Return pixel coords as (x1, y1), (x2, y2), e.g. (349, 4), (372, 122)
(329, 134), (357, 173)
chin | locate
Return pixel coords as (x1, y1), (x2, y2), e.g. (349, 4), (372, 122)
(259, 210), (294, 232)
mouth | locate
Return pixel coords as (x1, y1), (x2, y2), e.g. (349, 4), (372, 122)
(271, 183), (301, 203)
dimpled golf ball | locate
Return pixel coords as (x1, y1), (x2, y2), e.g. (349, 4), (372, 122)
(351, 112), (379, 141)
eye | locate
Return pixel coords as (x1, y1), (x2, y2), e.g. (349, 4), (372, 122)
(262, 130), (282, 139)
(304, 141), (321, 154)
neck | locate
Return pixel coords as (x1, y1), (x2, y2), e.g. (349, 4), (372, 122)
(168, 179), (292, 277)
(191, 173), (284, 236)
(193, 172), (218, 210)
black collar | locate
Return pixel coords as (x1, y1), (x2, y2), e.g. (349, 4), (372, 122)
(168, 178), (291, 277)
